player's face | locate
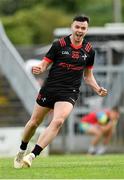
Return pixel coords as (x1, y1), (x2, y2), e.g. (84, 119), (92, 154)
(110, 111), (120, 121)
(71, 21), (88, 43)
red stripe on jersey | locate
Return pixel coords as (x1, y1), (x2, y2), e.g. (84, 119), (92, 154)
(43, 57), (53, 63)
(62, 38), (66, 46)
(85, 43), (90, 52)
(63, 38), (66, 46)
(85, 42), (92, 52)
(59, 38), (66, 47)
(59, 39), (63, 47)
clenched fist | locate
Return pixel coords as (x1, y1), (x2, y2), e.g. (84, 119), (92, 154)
(32, 66), (42, 74)
(97, 87), (108, 97)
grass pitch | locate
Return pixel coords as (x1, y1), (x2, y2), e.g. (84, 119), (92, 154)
(0, 154), (124, 179)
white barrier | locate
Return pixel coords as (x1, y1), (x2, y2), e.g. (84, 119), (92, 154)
(0, 127), (49, 157)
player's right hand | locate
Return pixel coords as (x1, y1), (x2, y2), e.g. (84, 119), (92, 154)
(32, 66), (42, 74)
(97, 87), (108, 97)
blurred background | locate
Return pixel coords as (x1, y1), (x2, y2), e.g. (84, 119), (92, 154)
(0, 0), (124, 156)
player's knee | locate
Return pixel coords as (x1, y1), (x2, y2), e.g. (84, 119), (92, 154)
(52, 118), (64, 129)
(28, 118), (39, 129)
(96, 130), (102, 137)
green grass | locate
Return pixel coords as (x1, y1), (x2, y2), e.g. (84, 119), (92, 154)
(0, 154), (124, 179)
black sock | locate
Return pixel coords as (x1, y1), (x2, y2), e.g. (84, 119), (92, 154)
(20, 141), (28, 151)
(31, 144), (43, 157)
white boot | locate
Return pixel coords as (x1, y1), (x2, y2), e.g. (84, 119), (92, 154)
(88, 145), (97, 154)
(23, 153), (35, 167)
(96, 145), (107, 155)
(14, 150), (25, 169)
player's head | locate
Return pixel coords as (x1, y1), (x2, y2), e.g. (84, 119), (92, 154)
(71, 15), (90, 43)
(73, 15), (90, 24)
(110, 106), (120, 121)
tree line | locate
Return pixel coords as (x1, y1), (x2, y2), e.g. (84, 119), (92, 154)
(0, 0), (123, 45)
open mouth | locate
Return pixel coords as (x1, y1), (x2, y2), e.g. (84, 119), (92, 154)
(76, 34), (83, 38)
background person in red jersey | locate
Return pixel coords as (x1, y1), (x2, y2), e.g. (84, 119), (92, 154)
(79, 106), (120, 155)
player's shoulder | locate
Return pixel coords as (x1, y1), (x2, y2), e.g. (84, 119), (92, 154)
(53, 35), (69, 47)
(83, 38), (95, 54)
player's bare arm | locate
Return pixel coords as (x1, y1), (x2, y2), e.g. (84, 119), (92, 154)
(100, 122), (113, 133)
(32, 59), (51, 74)
(83, 68), (108, 97)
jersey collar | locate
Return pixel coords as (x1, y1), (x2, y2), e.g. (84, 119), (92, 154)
(70, 43), (82, 50)
(68, 34), (83, 50)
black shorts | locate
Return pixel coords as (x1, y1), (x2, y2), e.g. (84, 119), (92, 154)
(36, 89), (79, 109)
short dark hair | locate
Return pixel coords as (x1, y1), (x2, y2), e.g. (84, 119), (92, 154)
(112, 106), (120, 113)
(73, 15), (90, 24)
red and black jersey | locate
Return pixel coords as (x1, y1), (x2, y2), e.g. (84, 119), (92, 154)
(42, 35), (95, 94)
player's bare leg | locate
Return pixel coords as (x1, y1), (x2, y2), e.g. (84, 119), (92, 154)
(23, 101), (73, 167)
(22, 103), (50, 142)
(37, 102), (73, 148)
(103, 129), (112, 145)
(96, 129), (113, 155)
(14, 103), (50, 169)
(87, 126), (103, 154)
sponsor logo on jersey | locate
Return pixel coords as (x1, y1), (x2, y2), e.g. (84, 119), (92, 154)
(62, 51), (69, 55)
(58, 62), (84, 71)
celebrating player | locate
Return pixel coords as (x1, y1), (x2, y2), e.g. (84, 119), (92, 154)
(79, 106), (120, 154)
(14, 15), (108, 168)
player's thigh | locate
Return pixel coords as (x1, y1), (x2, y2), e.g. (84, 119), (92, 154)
(87, 125), (101, 135)
(53, 101), (73, 121)
(30, 102), (51, 124)
(103, 128), (112, 137)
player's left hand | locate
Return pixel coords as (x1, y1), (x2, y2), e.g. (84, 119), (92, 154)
(97, 87), (108, 97)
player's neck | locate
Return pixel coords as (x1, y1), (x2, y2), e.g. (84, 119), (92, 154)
(70, 35), (83, 46)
